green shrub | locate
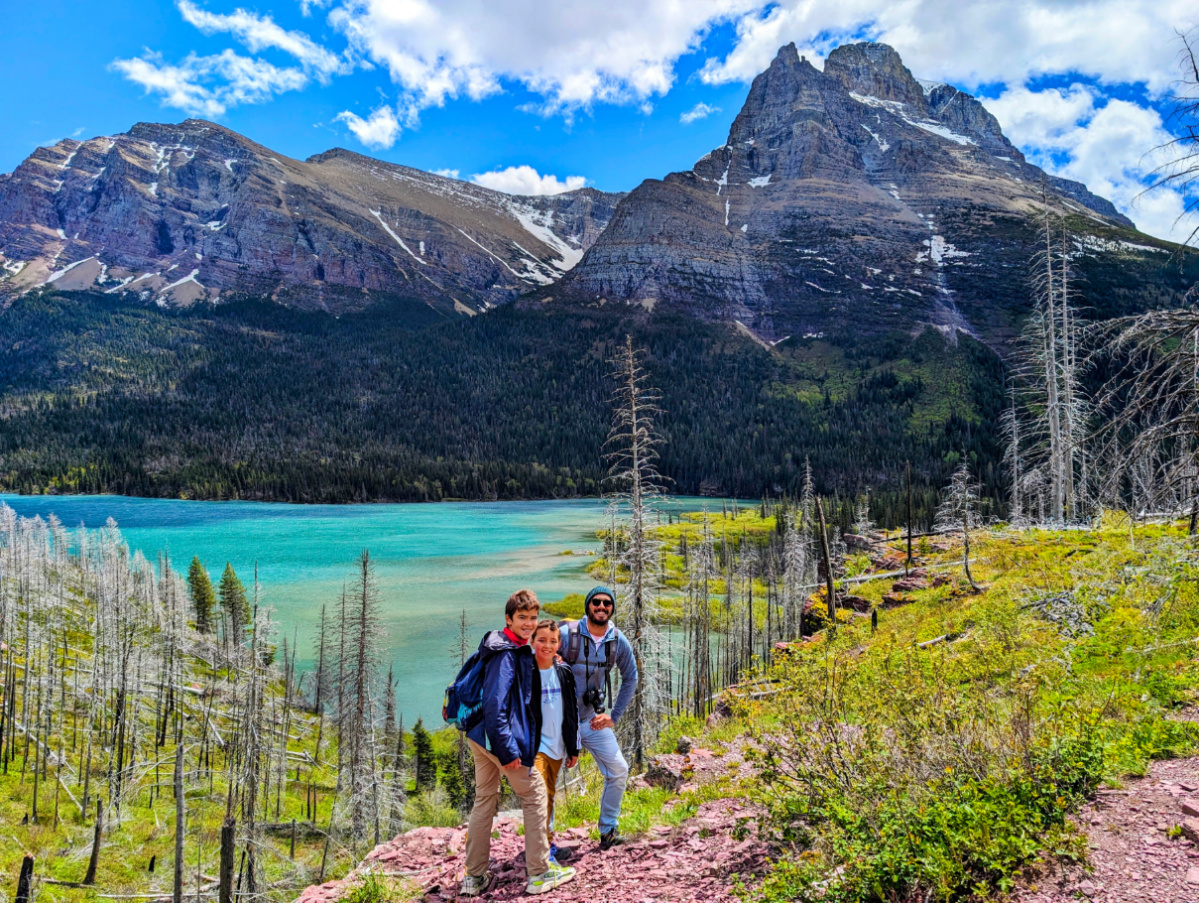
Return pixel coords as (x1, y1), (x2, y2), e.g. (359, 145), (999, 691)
(405, 784), (461, 828)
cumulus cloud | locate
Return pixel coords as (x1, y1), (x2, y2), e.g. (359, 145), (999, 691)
(681, 101), (722, 124)
(700, 0), (1197, 96)
(114, 0), (347, 117)
(177, 0), (346, 79)
(432, 168), (461, 179)
(470, 165), (586, 196)
(327, 0), (757, 122)
(335, 105), (401, 149)
(112, 50), (307, 117)
(987, 85), (1188, 240)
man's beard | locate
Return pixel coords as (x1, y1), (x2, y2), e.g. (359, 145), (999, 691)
(588, 608), (610, 625)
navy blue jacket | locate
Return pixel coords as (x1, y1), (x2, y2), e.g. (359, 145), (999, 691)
(465, 630), (541, 767)
(544, 661), (580, 759)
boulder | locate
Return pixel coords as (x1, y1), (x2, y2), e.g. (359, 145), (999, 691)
(676, 735), (694, 755)
(842, 594), (873, 612)
(842, 533), (873, 551)
(881, 593), (913, 609)
(645, 757), (685, 792)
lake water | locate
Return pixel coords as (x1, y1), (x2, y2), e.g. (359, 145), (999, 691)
(0, 494), (722, 723)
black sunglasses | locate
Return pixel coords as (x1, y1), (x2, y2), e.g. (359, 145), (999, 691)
(589, 597), (614, 608)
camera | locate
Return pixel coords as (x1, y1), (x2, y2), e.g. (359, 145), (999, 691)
(583, 685), (606, 714)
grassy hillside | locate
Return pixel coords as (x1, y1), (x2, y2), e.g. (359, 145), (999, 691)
(566, 516), (1199, 901)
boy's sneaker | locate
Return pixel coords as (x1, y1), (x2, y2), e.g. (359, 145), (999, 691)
(526, 863), (577, 895)
(458, 871), (495, 897)
(599, 829), (623, 851)
(549, 843), (573, 862)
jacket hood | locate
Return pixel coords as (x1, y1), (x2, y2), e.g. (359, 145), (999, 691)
(478, 628), (522, 654)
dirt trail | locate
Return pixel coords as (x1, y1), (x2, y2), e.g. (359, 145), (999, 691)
(1013, 756), (1199, 903)
(294, 747), (772, 903)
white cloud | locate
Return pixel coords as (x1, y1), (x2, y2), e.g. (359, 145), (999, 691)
(335, 105), (401, 149)
(113, 1), (346, 119)
(113, 50), (307, 116)
(327, 0), (758, 122)
(177, 0), (346, 79)
(433, 168), (461, 179)
(470, 165), (586, 196)
(987, 85), (1188, 241)
(681, 101), (721, 124)
(700, 0), (1198, 96)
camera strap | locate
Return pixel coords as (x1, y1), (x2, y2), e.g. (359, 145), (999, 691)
(578, 622), (613, 708)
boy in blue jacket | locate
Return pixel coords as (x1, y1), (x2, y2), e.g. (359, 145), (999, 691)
(460, 590), (577, 897)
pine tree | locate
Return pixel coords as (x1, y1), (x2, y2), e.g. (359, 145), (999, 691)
(411, 719), (436, 793)
(187, 557), (216, 635)
(439, 753), (468, 810)
(217, 564), (249, 642)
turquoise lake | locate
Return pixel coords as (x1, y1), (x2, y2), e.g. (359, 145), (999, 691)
(0, 494), (722, 723)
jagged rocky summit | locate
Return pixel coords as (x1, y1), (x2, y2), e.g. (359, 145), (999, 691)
(551, 42), (1166, 347)
(0, 120), (621, 314)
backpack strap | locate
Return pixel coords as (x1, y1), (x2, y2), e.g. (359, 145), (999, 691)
(564, 621), (616, 672)
(564, 621), (583, 665)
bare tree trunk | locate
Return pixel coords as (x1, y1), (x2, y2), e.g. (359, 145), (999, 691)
(815, 498), (836, 622)
(173, 744), (185, 903)
(218, 819), (235, 903)
(83, 799), (103, 885)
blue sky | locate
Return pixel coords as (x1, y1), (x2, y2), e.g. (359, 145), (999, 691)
(3, 0), (1196, 240)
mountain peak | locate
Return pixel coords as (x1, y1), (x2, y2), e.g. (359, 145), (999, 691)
(824, 41), (927, 111)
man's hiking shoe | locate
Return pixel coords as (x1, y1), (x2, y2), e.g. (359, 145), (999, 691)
(549, 843), (574, 862)
(525, 864), (577, 895)
(599, 829), (623, 851)
(458, 871), (495, 897)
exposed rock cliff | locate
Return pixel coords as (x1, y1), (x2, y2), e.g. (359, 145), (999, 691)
(0, 121), (621, 314)
(553, 42), (1161, 347)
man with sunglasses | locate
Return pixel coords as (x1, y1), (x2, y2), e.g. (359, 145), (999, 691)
(559, 585), (638, 850)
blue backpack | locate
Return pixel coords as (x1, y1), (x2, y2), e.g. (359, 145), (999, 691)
(443, 649), (489, 732)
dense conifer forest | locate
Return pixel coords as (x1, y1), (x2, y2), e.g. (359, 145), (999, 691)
(0, 290), (1006, 524)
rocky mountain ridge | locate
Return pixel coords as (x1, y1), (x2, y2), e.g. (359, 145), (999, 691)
(0, 41), (1183, 347)
(0, 120), (621, 315)
(551, 42), (1168, 348)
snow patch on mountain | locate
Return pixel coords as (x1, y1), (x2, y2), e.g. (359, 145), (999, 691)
(370, 209), (427, 266)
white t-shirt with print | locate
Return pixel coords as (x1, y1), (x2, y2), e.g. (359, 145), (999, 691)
(538, 666), (565, 760)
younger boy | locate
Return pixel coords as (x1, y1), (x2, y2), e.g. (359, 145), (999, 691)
(460, 590), (577, 897)
(530, 619), (579, 864)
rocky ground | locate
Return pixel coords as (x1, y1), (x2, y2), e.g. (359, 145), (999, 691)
(1013, 756), (1199, 903)
(294, 745), (771, 903)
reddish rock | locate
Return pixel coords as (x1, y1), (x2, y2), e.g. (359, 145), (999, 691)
(645, 757), (685, 792)
(1183, 818), (1199, 844)
(841, 594), (873, 612)
(881, 593), (912, 608)
(1181, 800), (1199, 818)
(842, 533), (873, 551)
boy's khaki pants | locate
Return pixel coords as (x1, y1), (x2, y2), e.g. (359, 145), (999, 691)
(464, 739), (550, 878)
(532, 753), (563, 839)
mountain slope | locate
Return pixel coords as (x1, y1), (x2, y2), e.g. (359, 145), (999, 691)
(0, 120), (622, 315)
(553, 42), (1177, 349)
